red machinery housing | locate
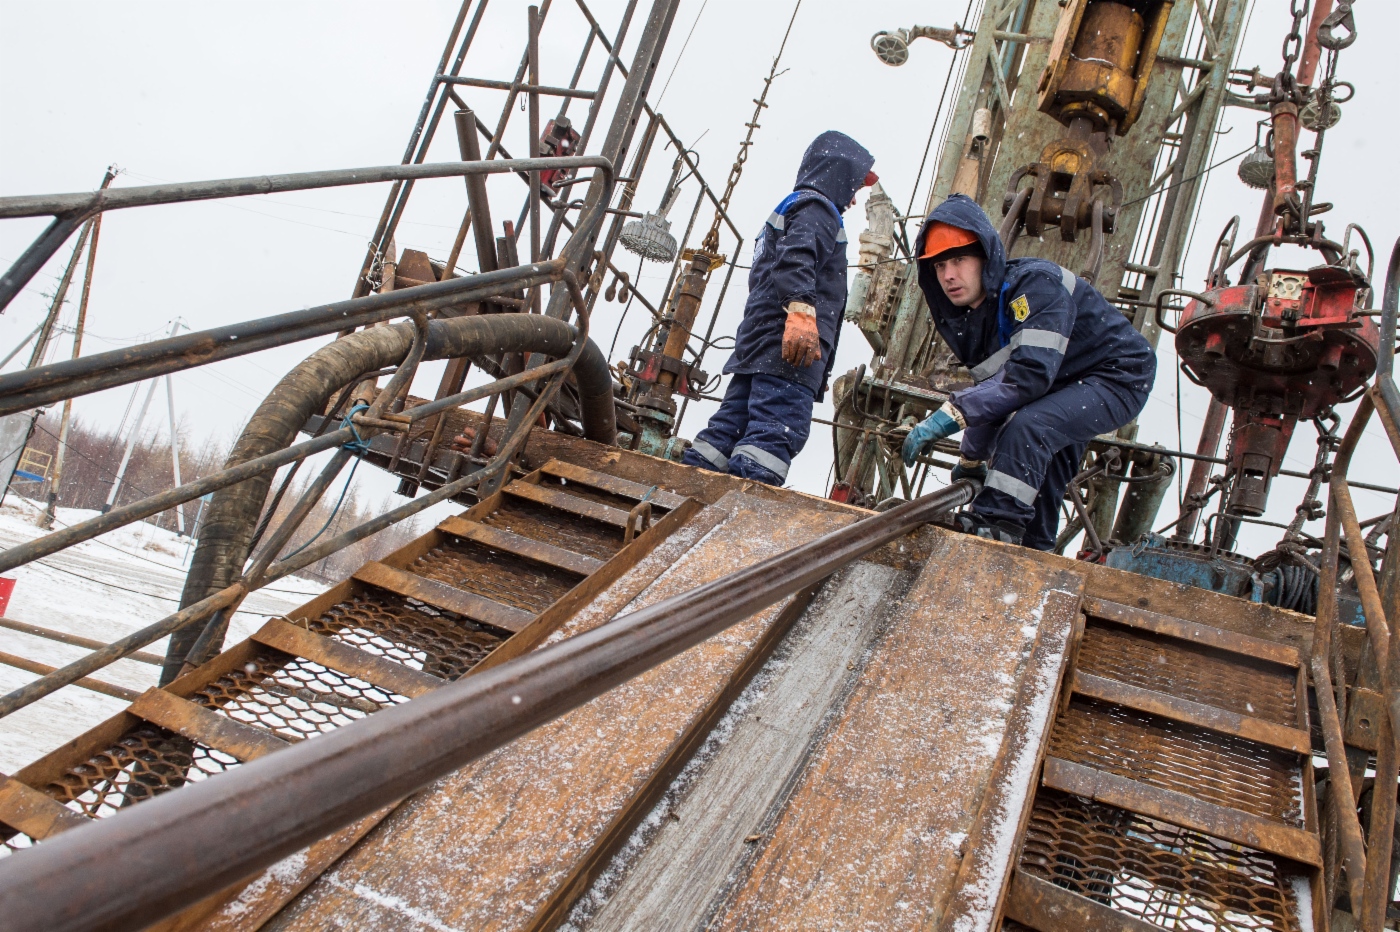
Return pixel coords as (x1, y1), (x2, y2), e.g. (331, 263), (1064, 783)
(1175, 265), (1380, 517)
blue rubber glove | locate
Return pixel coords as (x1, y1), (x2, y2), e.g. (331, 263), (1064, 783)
(901, 403), (964, 467)
(950, 457), (987, 483)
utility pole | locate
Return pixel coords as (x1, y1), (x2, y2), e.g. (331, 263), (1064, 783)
(103, 319), (181, 514)
(42, 167), (117, 530)
(164, 363), (184, 535)
(1, 168), (114, 507)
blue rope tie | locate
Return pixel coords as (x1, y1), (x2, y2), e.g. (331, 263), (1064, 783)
(341, 403), (372, 454)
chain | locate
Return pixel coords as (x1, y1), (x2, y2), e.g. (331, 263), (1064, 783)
(700, 1), (801, 255)
(1280, 0), (1308, 76)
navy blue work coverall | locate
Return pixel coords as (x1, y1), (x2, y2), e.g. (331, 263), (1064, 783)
(681, 131), (875, 485)
(916, 195), (1157, 550)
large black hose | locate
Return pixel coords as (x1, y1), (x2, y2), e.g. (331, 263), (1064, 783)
(166, 314), (615, 682)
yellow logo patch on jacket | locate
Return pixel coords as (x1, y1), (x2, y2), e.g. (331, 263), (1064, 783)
(1010, 294), (1030, 322)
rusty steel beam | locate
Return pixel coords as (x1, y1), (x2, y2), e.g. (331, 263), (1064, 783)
(0, 481), (978, 932)
(0, 258), (564, 417)
(0, 157), (609, 314)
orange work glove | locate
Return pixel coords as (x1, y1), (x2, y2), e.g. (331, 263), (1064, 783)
(781, 301), (821, 369)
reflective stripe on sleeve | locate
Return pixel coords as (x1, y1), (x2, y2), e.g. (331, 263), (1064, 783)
(969, 329), (1068, 382)
(985, 469), (1039, 505)
(689, 437), (729, 470)
(767, 211), (786, 231)
(1016, 328), (1070, 353)
(1057, 265), (1077, 294)
(732, 444), (790, 480)
(970, 345), (1013, 382)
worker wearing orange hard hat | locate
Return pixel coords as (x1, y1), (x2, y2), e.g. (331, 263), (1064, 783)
(902, 194), (1156, 549)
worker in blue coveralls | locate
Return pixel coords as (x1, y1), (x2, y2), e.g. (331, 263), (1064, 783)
(901, 194), (1156, 550)
(680, 130), (877, 486)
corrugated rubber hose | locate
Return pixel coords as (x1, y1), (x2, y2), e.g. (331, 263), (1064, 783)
(165, 313), (616, 681)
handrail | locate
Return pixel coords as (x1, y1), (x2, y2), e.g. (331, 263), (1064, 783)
(0, 257), (564, 417)
(0, 480), (979, 932)
(1311, 237), (1400, 928)
(0, 156), (610, 313)
(0, 274), (597, 720)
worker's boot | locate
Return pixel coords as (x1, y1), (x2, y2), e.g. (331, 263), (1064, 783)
(951, 511), (1024, 546)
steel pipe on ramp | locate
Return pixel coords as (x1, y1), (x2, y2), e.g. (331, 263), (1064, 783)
(0, 481), (978, 932)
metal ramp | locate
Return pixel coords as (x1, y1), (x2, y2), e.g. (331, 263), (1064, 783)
(0, 460), (696, 929)
(0, 446), (1330, 932)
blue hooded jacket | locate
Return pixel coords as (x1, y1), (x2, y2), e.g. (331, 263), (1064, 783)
(724, 130), (875, 399)
(915, 195), (1156, 459)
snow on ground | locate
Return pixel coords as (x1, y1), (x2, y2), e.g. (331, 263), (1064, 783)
(0, 496), (326, 773)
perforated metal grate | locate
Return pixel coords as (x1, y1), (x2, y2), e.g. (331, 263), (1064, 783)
(40, 724), (240, 820)
(1021, 789), (1307, 931)
(409, 538), (579, 614)
(193, 647), (404, 740)
(1050, 698), (1303, 824)
(1077, 622), (1298, 726)
(309, 592), (504, 680)
(485, 497), (623, 562)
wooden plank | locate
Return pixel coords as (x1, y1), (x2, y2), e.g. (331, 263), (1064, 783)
(270, 493), (855, 932)
(588, 561), (909, 931)
(353, 561), (534, 633)
(1003, 869), (1162, 932)
(0, 774), (87, 840)
(127, 688), (289, 762)
(1041, 757), (1322, 867)
(539, 458), (688, 511)
(938, 587), (1084, 932)
(504, 480), (632, 528)
(251, 619), (442, 699)
(711, 538), (1086, 931)
(1084, 596), (1300, 668)
(437, 515), (602, 576)
(1072, 671), (1311, 755)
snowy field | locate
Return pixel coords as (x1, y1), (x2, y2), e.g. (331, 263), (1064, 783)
(0, 496), (326, 773)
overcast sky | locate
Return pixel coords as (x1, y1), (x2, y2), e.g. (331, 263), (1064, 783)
(1, 0), (1396, 555)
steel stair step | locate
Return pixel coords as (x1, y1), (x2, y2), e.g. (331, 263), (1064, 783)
(1083, 597), (1299, 668)
(539, 460), (687, 511)
(503, 480), (634, 528)
(1070, 670), (1311, 754)
(353, 561), (535, 633)
(1041, 757), (1321, 867)
(251, 618), (444, 699)
(0, 774), (86, 841)
(1003, 868), (1161, 932)
(436, 515), (603, 576)
(127, 687), (290, 761)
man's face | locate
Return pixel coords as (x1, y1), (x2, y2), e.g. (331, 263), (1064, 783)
(935, 254), (986, 307)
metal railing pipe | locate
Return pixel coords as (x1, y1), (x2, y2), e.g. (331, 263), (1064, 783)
(0, 586), (243, 720)
(0, 258), (564, 417)
(0, 426), (354, 576)
(0, 158), (612, 220)
(0, 481), (978, 932)
(0, 158), (608, 312)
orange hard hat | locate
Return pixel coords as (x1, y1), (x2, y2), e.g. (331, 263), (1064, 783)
(920, 221), (979, 260)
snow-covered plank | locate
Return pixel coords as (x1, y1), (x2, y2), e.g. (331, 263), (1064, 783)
(709, 535), (1084, 932)
(581, 560), (909, 932)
